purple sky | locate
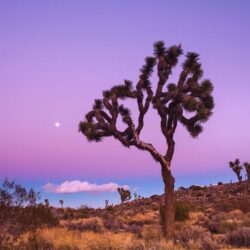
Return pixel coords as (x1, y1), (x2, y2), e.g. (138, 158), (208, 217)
(0, 1), (250, 207)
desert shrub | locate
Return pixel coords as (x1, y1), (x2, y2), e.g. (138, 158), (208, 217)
(210, 220), (240, 234)
(76, 205), (95, 219)
(228, 209), (245, 219)
(0, 234), (22, 250)
(160, 201), (190, 224)
(141, 225), (161, 243)
(0, 179), (58, 235)
(208, 210), (244, 234)
(225, 227), (250, 248)
(127, 224), (142, 236)
(175, 225), (210, 249)
(65, 217), (104, 233)
(19, 228), (89, 249)
(126, 243), (145, 250)
(215, 198), (250, 213)
(0, 204), (58, 236)
(152, 204), (159, 211)
(82, 231), (144, 250)
(63, 208), (75, 220)
(189, 211), (208, 227)
(201, 237), (221, 250)
(116, 216), (128, 230)
(20, 232), (55, 250)
(175, 202), (191, 221)
(106, 205), (114, 212)
(22, 204), (59, 228)
(130, 213), (154, 226)
(154, 240), (184, 250)
(103, 215), (120, 231)
(189, 185), (205, 191)
(242, 217), (250, 227)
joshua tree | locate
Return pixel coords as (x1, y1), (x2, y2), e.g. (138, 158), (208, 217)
(134, 193), (138, 200)
(59, 199), (64, 209)
(28, 188), (39, 206)
(79, 41), (214, 239)
(243, 162), (250, 183)
(44, 198), (50, 208)
(117, 187), (131, 203)
(105, 199), (109, 208)
(229, 159), (243, 182)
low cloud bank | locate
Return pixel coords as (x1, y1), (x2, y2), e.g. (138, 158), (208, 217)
(43, 180), (129, 194)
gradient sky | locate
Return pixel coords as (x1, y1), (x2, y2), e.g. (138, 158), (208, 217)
(1, 0), (250, 207)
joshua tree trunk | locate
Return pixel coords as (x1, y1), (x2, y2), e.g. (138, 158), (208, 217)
(203, 190), (206, 213)
(237, 173), (242, 183)
(162, 164), (175, 240)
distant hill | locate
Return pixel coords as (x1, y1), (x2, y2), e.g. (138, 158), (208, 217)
(60, 181), (250, 220)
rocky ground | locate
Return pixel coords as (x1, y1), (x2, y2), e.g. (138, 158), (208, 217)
(1, 181), (250, 249)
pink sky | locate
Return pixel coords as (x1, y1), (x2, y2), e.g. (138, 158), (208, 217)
(0, 1), (250, 206)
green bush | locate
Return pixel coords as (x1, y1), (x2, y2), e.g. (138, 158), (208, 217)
(159, 201), (191, 224)
(106, 205), (114, 212)
(175, 201), (191, 221)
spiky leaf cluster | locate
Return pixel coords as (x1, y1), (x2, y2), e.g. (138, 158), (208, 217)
(79, 122), (107, 142)
(165, 45), (183, 67)
(153, 41), (166, 57)
(93, 99), (103, 110)
(140, 57), (156, 79)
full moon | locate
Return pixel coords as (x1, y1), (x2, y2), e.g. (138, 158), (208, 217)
(54, 122), (60, 128)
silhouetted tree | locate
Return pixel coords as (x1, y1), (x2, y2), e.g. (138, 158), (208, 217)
(229, 159), (243, 182)
(44, 198), (50, 208)
(105, 199), (109, 208)
(0, 179), (57, 235)
(0, 178), (40, 208)
(59, 199), (64, 209)
(134, 193), (138, 200)
(79, 41), (214, 239)
(28, 188), (39, 206)
(117, 188), (131, 203)
(244, 162), (250, 183)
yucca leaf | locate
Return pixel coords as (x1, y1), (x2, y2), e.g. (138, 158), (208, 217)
(153, 41), (166, 57)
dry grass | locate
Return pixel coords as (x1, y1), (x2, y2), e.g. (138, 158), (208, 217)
(16, 208), (249, 250)
(21, 227), (144, 250)
(60, 217), (105, 232)
(20, 227), (186, 250)
(129, 211), (158, 225)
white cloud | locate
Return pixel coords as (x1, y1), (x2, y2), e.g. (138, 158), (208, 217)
(43, 180), (129, 194)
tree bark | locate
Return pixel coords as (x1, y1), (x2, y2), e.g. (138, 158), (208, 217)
(161, 163), (175, 240)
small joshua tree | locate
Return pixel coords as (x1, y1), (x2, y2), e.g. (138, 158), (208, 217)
(117, 187), (131, 203)
(59, 199), (64, 209)
(243, 162), (250, 183)
(79, 41), (214, 239)
(134, 192), (138, 200)
(44, 198), (49, 208)
(105, 199), (109, 208)
(229, 159), (243, 182)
